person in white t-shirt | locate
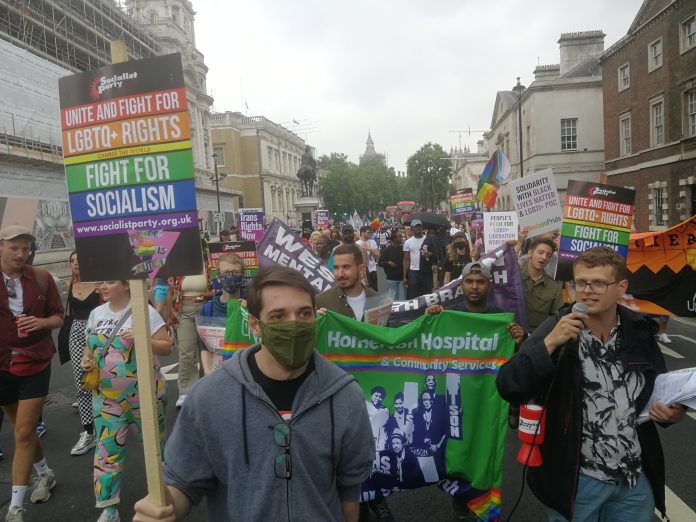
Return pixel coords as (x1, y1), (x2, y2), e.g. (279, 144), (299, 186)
(80, 280), (171, 522)
(356, 226), (380, 292)
(402, 220), (438, 299)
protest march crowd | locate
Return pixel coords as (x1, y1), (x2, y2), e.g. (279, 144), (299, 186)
(0, 211), (690, 522)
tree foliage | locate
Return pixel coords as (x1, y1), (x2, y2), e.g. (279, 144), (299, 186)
(406, 143), (452, 210)
(318, 153), (417, 216)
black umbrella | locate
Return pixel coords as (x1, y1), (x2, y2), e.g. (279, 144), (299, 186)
(403, 212), (449, 230)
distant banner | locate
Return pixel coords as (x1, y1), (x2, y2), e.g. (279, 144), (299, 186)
(315, 209), (330, 228)
(238, 208), (265, 242)
(316, 310), (513, 520)
(257, 218), (336, 293)
(390, 243), (528, 330)
(208, 241), (258, 289)
(620, 215), (696, 316)
(558, 181), (635, 281)
(450, 189), (476, 217)
(509, 168), (562, 238)
(483, 212), (518, 252)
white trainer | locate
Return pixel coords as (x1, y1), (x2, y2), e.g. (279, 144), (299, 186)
(96, 509), (120, 522)
(658, 333), (672, 344)
(175, 394), (187, 408)
(71, 431), (97, 456)
(5, 506), (24, 522)
(29, 470), (55, 503)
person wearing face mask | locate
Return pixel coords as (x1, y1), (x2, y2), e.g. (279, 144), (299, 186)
(442, 232), (472, 285)
(133, 266), (374, 522)
(198, 254), (247, 375)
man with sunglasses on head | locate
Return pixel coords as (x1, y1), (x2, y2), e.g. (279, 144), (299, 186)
(0, 226), (64, 522)
(497, 247), (685, 522)
(134, 266), (374, 522)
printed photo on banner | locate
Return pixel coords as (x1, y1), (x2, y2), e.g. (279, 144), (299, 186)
(483, 212), (518, 252)
(58, 53), (202, 281)
(314, 310), (514, 519)
(509, 168), (562, 238)
(557, 180), (635, 281)
(237, 208), (265, 242)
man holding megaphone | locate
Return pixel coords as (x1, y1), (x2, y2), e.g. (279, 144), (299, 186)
(497, 246), (685, 522)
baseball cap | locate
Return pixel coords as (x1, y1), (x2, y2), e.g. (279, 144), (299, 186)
(411, 219), (423, 227)
(452, 232), (468, 241)
(461, 261), (492, 280)
(0, 225), (35, 241)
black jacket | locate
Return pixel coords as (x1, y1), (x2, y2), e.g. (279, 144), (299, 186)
(378, 244), (404, 281)
(496, 304), (667, 519)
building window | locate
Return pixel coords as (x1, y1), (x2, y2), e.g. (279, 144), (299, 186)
(267, 147), (273, 169)
(654, 188), (665, 226)
(650, 97), (664, 147)
(682, 15), (696, 53)
(687, 90), (696, 136)
(561, 118), (577, 151)
(213, 147), (224, 167)
(619, 113), (632, 156)
(648, 38), (663, 71)
(618, 64), (630, 91)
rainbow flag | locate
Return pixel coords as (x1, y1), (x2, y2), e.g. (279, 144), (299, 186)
(477, 149), (511, 208)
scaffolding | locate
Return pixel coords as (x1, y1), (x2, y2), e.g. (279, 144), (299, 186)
(0, 0), (160, 73)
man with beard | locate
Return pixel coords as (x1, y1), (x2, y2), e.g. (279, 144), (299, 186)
(521, 237), (563, 332)
(425, 262), (525, 344)
(316, 244), (377, 322)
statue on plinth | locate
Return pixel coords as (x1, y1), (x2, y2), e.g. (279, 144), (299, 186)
(296, 146), (317, 197)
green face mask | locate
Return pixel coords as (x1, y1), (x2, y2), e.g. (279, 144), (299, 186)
(259, 320), (316, 369)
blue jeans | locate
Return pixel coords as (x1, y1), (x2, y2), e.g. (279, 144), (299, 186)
(386, 279), (406, 301)
(547, 473), (654, 522)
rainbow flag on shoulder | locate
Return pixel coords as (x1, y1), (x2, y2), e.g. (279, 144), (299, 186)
(476, 149), (511, 208)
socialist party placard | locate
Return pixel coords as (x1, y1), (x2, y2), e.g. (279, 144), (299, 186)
(59, 53), (202, 281)
(450, 188), (476, 217)
(557, 180), (635, 281)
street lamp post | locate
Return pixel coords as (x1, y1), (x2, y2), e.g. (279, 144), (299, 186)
(211, 152), (225, 235)
(512, 77), (526, 179)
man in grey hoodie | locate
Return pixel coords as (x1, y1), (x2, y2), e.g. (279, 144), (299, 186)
(133, 266), (375, 521)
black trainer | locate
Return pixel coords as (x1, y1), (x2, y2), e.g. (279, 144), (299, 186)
(369, 498), (396, 521)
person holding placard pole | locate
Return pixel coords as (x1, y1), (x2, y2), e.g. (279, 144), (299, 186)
(81, 280), (171, 522)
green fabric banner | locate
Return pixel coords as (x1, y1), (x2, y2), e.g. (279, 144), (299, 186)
(314, 310), (514, 520)
(222, 306), (513, 520)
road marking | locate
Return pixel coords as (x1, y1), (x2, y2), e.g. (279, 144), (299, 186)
(672, 317), (696, 327)
(687, 412), (696, 422)
(671, 335), (696, 345)
(659, 342), (684, 359)
(161, 362), (179, 381)
(657, 485), (696, 521)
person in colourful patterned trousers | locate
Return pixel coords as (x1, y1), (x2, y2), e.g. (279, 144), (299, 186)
(81, 280), (171, 522)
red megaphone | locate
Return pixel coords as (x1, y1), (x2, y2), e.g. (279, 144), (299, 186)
(517, 403), (545, 467)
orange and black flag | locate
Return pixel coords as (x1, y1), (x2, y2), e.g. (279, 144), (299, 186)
(621, 215), (696, 316)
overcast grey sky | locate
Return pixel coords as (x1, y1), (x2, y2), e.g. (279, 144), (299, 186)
(195, 0), (641, 171)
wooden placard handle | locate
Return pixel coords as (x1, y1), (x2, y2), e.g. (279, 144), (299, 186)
(110, 38), (167, 507)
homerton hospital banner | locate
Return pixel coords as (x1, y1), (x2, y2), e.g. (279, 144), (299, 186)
(59, 53), (202, 281)
(621, 215), (696, 317)
(316, 310), (514, 520)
